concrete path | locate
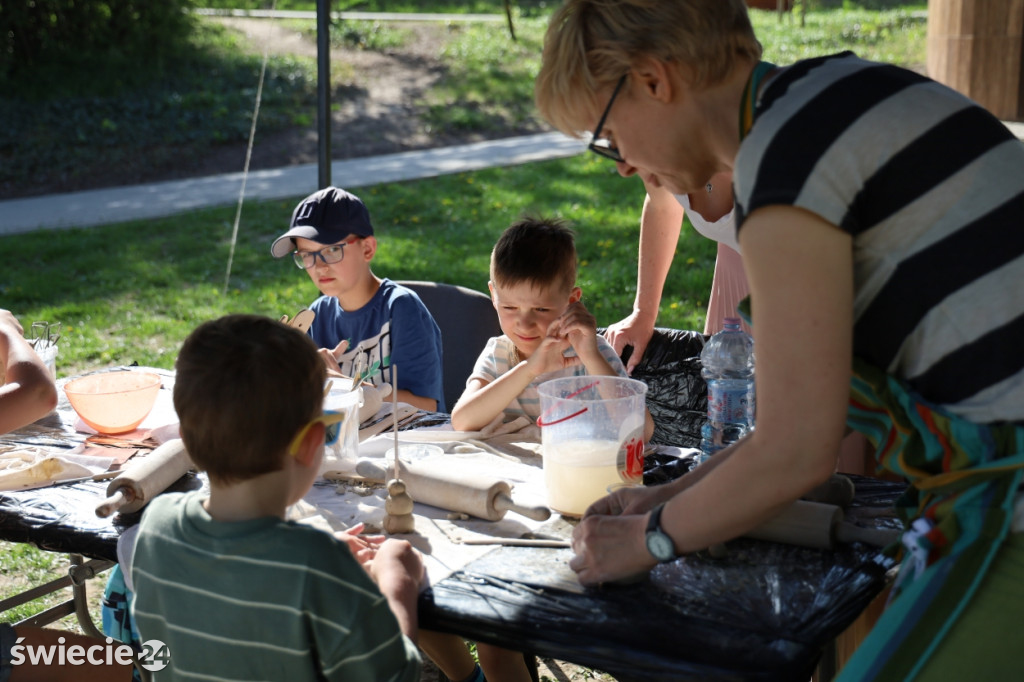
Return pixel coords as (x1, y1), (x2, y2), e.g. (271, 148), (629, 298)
(3, 121), (1023, 236)
(0, 132), (586, 236)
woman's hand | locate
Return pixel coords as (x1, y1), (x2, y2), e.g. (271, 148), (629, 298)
(604, 311), (655, 376)
(570, 512), (656, 585)
(583, 481), (675, 518)
(569, 484), (683, 585)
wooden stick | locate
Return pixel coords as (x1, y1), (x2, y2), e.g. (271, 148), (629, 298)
(383, 364), (415, 534)
(392, 364), (399, 480)
(457, 538), (570, 548)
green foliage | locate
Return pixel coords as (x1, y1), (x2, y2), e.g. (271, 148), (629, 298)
(0, 21), (318, 196)
(1, 3), (927, 199)
(751, 5), (927, 66)
(331, 19), (412, 50)
(0, 0), (199, 87)
(424, 15), (546, 133)
(0, 540), (101, 631)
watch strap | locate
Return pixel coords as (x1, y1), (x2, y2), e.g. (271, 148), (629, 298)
(647, 502), (666, 534)
(645, 502), (677, 562)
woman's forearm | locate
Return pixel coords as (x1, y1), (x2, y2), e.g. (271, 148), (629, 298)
(633, 189), (684, 322)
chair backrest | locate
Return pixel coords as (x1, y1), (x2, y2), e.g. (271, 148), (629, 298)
(397, 280), (501, 413)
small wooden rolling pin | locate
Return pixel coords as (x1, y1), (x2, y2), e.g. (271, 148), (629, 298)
(95, 439), (194, 518)
(744, 499), (900, 550)
(355, 458), (550, 522)
(800, 473), (856, 507)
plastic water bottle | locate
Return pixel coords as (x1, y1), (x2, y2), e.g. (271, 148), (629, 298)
(699, 318), (755, 462)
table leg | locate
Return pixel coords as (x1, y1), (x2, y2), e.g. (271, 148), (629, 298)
(70, 554), (154, 682)
(69, 553), (113, 638)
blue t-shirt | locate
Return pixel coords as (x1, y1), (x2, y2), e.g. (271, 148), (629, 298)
(308, 278), (445, 411)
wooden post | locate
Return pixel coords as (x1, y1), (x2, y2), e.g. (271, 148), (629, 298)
(927, 0), (1024, 121)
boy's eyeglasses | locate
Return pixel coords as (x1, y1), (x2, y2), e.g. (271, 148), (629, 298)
(292, 238), (360, 270)
(588, 75), (627, 163)
(288, 410), (346, 457)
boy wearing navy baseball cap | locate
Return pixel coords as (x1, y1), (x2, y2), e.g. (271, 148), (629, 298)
(272, 187), (445, 412)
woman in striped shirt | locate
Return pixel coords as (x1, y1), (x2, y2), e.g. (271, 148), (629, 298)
(535, 1), (1024, 679)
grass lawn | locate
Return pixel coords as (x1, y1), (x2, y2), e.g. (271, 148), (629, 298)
(0, 153), (716, 378)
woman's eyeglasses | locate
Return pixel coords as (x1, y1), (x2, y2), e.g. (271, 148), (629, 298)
(588, 75), (627, 163)
(292, 238), (360, 269)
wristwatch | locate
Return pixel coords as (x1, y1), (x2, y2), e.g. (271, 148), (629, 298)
(645, 503), (677, 563)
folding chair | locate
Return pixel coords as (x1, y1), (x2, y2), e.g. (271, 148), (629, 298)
(397, 281), (501, 413)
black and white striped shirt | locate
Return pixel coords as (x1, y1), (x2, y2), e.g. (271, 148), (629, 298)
(735, 53), (1024, 424)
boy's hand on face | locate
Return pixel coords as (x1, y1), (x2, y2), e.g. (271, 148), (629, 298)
(525, 335), (575, 378)
(549, 301), (600, 358)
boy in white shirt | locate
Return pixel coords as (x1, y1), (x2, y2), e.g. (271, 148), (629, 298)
(452, 217), (654, 441)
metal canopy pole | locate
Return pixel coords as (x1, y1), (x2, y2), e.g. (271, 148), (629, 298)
(317, 0), (332, 188)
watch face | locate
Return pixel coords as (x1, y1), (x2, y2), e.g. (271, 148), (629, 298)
(646, 531), (675, 562)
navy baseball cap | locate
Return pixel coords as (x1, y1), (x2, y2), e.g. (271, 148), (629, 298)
(271, 187), (374, 258)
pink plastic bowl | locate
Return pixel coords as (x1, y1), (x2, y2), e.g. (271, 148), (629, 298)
(64, 372), (162, 434)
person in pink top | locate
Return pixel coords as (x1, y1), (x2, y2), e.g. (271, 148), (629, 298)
(604, 172), (749, 375)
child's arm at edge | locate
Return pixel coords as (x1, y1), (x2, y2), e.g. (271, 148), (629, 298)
(451, 367), (534, 431)
(0, 310), (58, 434)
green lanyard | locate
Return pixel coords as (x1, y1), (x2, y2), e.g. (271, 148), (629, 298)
(739, 61), (776, 142)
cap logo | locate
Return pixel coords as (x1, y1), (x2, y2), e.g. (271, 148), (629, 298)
(295, 199), (318, 223)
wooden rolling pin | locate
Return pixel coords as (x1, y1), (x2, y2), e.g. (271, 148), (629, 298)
(355, 458), (551, 522)
(96, 439), (193, 518)
(800, 473), (856, 507)
(744, 499), (900, 550)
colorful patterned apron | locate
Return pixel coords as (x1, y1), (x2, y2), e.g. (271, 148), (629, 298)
(837, 358), (1024, 681)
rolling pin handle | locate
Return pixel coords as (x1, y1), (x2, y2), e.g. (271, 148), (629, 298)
(355, 459), (387, 483)
(95, 487), (132, 519)
(493, 493), (551, 522)
(834, 522), (901, 548)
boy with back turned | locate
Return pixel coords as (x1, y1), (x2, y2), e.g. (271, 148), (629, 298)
(129, 314), (423, 680)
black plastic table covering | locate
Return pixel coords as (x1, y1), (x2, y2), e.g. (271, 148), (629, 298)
(419, 455), (902, 681)
(0, 372), (905, 681)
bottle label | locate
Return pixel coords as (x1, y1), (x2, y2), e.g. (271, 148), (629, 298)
(707, 379), (755, 425)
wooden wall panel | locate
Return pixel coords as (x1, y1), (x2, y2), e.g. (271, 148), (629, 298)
(928, 0), (1024, 120)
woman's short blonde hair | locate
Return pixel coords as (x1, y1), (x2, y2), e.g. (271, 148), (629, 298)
(536, 0), (762, 136)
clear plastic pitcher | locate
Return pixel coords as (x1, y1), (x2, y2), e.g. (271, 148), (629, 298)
(321, 382), (362, 477)
(537, 376), (648, 517)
